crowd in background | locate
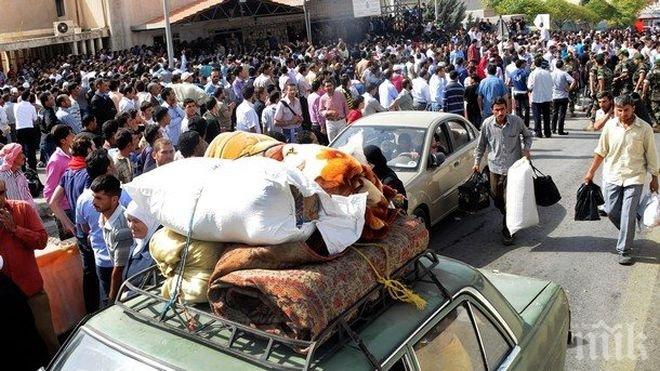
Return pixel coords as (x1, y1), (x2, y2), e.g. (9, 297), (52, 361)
(1, 7), (660, 368)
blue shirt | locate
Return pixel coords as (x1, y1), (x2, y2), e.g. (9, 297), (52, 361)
(443, 81), (465, 115)
(478, 76), (507, 117)
(163, 102), (184, 146)
(510, 68), (529, 94)
(76, 189), (132, 268)
(60, 168), (91, 220)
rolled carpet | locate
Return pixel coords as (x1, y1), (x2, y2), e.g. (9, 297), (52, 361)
(207, 215), (429, 341)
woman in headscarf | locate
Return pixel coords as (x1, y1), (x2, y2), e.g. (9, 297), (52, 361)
(0, 143), (36, 210)
(123, 201), (161, 284)
(364, 145), (408, 211)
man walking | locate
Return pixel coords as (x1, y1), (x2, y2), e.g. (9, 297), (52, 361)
(473, 97), (533, 245)
(443, 71), (465, 116)
(528, 57), (554, 138)
(510, 59), (530, 127)
(584, 95), (658, 265)
(550, 60), (576, 135)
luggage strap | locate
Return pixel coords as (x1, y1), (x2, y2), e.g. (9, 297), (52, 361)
(351, 244), (427, 310)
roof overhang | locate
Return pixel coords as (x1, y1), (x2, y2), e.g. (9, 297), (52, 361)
(132, 0), (304, 31)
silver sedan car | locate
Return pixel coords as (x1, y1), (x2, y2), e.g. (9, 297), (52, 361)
(330, 112), (480, 228)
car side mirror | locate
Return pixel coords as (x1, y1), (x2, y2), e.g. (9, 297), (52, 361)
(428, 152), (446, 168)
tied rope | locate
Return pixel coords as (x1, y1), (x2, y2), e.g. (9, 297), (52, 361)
(351, 244), (426, 310)
(159, 187), (204, 327)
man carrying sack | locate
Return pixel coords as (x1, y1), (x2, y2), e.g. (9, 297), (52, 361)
(584, 94), (658, 265)
(474, 97), (534, 245)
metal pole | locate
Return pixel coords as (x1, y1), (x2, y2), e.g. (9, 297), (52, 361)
(303, 0), (312, 45)
(162, 0), (175, 69)
(434, 0), (439, 22)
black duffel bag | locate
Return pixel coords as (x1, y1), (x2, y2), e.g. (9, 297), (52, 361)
(531, 164), (561, 207)
(459, 171), (490, 212)
(575, 182), (605, 221)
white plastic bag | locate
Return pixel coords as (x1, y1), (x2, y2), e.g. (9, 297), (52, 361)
(639, 193), (660, 229)
(124, 157), (366, 255)
(506, 158), (539, 235)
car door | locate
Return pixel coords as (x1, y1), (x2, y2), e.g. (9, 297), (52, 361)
(445, 118), (478, 203)
(406, 297), (518, 371)
(427, 122), (456, 224)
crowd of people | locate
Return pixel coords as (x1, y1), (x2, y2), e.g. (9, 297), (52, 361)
(0, 8), (659, 368)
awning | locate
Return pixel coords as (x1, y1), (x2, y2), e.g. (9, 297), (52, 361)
(132, 0), (304, 31)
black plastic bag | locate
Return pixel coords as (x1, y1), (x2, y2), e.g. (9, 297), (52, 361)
(575, 182), (605, 221)
(24, 168), (44, 198)
(531, 164), (561, 207)
(459, 172), (490, 212)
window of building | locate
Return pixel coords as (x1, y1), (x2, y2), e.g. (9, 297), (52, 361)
(55, 0), (66, 17)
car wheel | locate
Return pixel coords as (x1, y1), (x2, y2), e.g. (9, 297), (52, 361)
(413, 207), (430, 231)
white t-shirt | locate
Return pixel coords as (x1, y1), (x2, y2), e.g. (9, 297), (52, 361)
(13, 101), (37, 130)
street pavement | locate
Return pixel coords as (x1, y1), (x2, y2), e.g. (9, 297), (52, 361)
(428, 116), (659, 371)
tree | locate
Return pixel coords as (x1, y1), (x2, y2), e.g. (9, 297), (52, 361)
(610, 0), (650, 27)
(545, 0), (598, 29)
(425, 0), (467, 32)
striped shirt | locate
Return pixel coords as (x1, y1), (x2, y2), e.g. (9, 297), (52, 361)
(444, 81), (465, 115)
(0, 170), (37, 210)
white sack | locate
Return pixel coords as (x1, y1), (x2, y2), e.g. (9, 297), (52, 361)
(124, 157), (366, 255)
(640, 193), (660, 228)
(506, 158), (539, 235)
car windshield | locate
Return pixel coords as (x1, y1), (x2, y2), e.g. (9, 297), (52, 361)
(331, 125), (427, 171)
(51, 330), (161, 371)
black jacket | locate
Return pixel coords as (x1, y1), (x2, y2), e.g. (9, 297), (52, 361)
(40, 107), (60, 134)
(89, 92), (117, 125)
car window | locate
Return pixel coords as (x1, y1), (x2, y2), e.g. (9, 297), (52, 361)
(471, 304), (512, 370)
(432, 124), (452, 156)
(330, 125), (427, 171)
(413, 303), (485, 370)
(388, 356), (412, 371)
(447, 120), (471, 150)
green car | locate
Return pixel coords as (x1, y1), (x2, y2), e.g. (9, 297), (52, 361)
(47, 251), (570, 370)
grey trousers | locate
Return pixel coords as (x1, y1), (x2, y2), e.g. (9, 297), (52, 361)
(326, 118), (347, 142)
(604, 182), (643, 254)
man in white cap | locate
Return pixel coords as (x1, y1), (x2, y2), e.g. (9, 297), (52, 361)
(178, 71), (207, 106)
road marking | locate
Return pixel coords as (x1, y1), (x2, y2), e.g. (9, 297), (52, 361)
(601, 228), (659, 371)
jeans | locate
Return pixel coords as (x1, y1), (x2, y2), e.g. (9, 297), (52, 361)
(282, 127), (299, 143)
(430, 102), (443, 112)
(551, 98), (569, 133)
(96, 266), (114, 308)
(604, 183), (643, 254)
(532, 101), (552, 136)
(514, 93), (530, 127)
(16, 127), (40, 170)
(40, 133), (56, 164)
(77, 236), (100, 313)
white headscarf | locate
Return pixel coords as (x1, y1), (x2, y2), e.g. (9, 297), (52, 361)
(125, 201), (160, 257)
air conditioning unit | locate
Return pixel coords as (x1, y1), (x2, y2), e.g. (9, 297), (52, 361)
(54, 20), (75, 36)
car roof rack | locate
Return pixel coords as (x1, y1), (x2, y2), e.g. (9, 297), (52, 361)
(116, 250), (450, 371)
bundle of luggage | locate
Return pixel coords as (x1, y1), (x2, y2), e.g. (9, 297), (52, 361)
(125, 134), (429, 341)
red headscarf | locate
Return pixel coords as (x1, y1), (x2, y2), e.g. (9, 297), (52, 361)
(0, 143), (23, 172)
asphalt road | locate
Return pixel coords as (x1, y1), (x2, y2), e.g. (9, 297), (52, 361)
(427, 116), (659, 371)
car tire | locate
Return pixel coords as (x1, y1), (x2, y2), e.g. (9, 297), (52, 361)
(413, 207), (430, 231)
